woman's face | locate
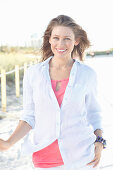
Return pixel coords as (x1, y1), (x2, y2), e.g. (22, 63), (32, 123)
(49, 26), (79, 59)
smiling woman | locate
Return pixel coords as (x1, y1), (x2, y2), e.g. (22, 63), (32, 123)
(0, 15), (105, 170)
(41, 15), (91, 61)
(49, 26), (78, 59)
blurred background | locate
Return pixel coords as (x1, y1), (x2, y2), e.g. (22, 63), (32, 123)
(0, 0), (113, 169)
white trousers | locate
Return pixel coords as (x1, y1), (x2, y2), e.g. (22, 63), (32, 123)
(35, 165), (99, 170)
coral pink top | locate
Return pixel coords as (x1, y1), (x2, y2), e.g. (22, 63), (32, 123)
(32, 78), (69, 168)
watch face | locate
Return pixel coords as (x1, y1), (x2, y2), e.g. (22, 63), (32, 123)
(103, 140), (107, 149)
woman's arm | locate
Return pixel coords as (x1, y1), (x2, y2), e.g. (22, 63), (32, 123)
(86, 71), (104, 167)
(87, 129), (104, 167)
(0, 120), (32, 151)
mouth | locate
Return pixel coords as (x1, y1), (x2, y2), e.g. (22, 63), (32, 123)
(56, 49), (67, 53)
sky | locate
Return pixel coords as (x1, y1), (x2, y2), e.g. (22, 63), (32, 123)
(0, 0), (113, 51)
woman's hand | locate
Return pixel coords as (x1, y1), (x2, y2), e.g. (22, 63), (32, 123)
(0, 121), (32, 152)
(0, 139), (11, 151)
(87, 142), (103, 168)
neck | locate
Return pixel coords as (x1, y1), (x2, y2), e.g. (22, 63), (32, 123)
(50, 56), (74, 69)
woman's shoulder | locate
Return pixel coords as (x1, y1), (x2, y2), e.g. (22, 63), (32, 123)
(77, 60), (96, 76)
(26, 56), (52, 74)
(24, 61), (45, 83)
(26, 61), (44, 73)
(76, 61), (97, 83)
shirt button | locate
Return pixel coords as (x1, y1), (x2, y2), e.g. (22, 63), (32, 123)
(57, 122), (59, 125)
(57, 121), (60, 126)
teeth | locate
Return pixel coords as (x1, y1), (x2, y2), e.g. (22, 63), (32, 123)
(57, 50), (65, 52)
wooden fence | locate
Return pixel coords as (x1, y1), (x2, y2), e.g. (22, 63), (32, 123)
(0, 60), (38, 112)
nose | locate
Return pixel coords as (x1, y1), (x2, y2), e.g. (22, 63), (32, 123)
(58, 39), (65, 46)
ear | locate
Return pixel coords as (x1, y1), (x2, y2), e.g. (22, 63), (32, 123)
(49, 37), (51, 44)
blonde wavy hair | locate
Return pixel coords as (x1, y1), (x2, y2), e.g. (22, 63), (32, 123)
(41, 15), (91, 61)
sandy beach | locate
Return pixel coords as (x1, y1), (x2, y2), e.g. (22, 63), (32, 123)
(0, 55), (113, 170)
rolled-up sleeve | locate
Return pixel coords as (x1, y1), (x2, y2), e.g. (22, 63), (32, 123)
(20, 68), (35, 129)
(85, 71), (103, 132)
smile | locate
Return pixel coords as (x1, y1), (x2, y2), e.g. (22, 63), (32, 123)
(56, 49), (67, 53)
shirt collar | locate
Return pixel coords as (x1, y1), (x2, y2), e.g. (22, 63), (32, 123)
(42, 56), (79, 85)
(42, 56), (53, 66)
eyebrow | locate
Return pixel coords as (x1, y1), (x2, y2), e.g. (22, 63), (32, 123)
(52, 34), (71, 38)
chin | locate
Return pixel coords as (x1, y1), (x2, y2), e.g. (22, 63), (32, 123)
(55, 53), (67, 59)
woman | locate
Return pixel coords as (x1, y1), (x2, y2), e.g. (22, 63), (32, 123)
(0, 15), (106, 170)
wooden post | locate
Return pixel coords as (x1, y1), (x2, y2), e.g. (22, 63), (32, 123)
(1, 69), (6, 112)
(24, 63), (27, 75)
(15, 65), (20, 97)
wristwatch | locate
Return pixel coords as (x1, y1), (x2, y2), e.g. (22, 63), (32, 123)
(95, 136), (106, 149)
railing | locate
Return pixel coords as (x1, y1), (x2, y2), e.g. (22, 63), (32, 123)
(0, 60), (38, 112)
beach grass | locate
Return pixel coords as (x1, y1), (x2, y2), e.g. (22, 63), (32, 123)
(0, 52), (38, 71)
(0, 51), (41, 82)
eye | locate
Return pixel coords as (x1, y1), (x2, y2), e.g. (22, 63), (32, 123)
(53, 37), (59, 40)
(65, 38), (70, 40)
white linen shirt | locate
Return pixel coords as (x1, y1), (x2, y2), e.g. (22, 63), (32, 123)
(20, 56), (103, 170)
